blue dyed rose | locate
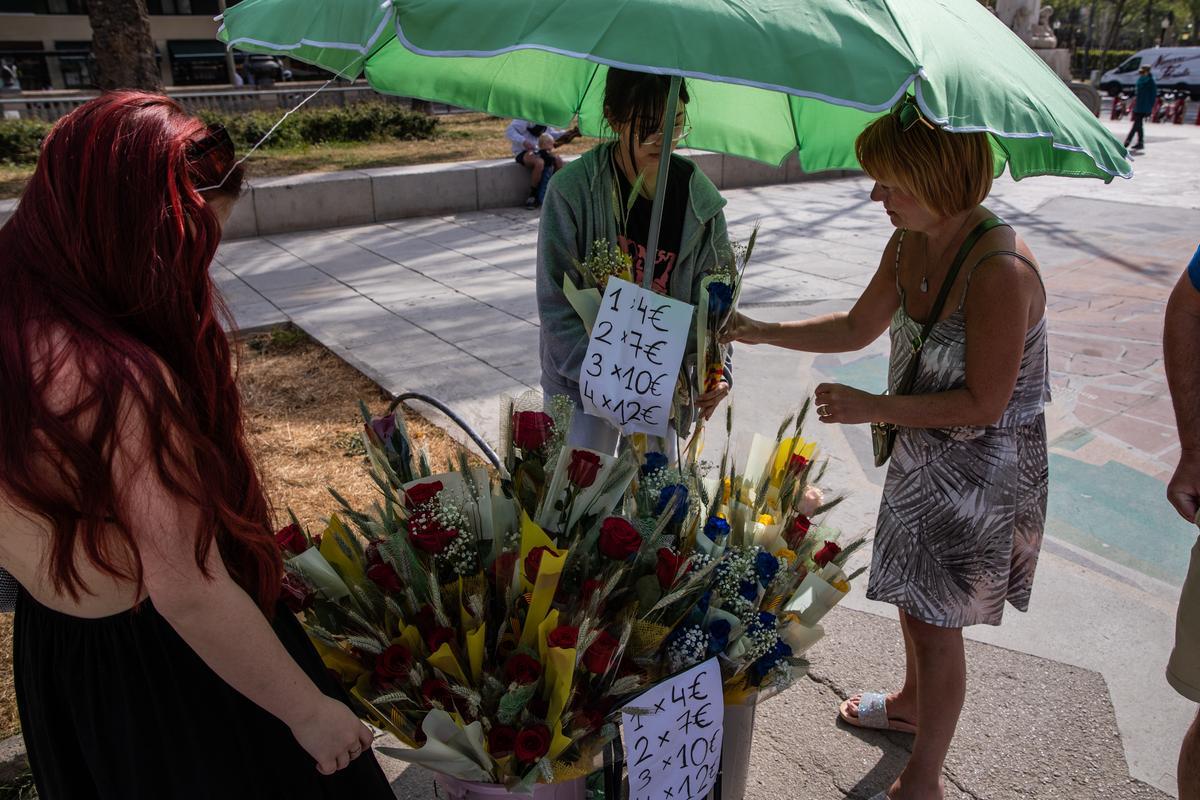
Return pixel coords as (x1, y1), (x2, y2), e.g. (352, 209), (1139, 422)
(656, 485), (690, 524)
(749, 639), (794, 685)
(755, 550), (779, 585)
(707, 619), (732, 655)
(702, 517), (730, 542)
(641, 451), (668, 476)
(707, 282), (734, 320)
(750, 611), (777, 633)
(738, 580), (759, 602)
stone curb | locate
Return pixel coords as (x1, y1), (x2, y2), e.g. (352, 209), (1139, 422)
(0, 734), (27, 783)
(0, 152), (858, 239)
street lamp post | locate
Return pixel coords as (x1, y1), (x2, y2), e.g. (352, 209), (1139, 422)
(218, 0), (237, 86)
(1162, 16), (1171, 46)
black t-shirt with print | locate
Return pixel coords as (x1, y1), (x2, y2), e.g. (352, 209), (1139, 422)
(614, 157), (694, 295)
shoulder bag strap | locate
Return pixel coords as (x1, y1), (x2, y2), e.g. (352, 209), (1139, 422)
(894, 217), (1009, 396)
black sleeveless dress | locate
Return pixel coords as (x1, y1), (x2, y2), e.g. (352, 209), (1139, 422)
(14, 589), (395, 799)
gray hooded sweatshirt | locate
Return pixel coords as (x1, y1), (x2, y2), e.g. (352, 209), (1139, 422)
(536, 142), (731, 432)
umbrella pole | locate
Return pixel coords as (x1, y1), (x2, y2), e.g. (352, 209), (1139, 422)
(640, 75), (682, 290)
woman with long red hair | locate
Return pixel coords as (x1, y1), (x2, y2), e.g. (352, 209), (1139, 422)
(0, 92), (394, 798)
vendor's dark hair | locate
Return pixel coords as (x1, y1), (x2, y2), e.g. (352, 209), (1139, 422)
(603, 68), (689, 174)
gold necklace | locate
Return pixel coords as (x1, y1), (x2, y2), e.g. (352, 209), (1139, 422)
(919, 213), (975, 293)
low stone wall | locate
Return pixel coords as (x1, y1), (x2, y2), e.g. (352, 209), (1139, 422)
(0, 151), (859, 238)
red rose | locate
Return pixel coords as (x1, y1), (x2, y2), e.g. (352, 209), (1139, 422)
(373, 644), (413, 685)
(514, 725), (551, 763)
(566, 450), (602, 489)
(413, 605), (437, 636)
(513, 411), (554, 451)
(274, 523), (308, 554)
(598, 517), (642, 560)
(366, 562), (403, 593)
(421, 678), (455, 709)
(813, 541), (842, 568)
(583, 630), (619, 675)
(504, 653), (543, 685)
(547, 625), (578, 650)
(488, 725), (517, 757)
(655, 548), (685, 590)
(405, 481), (444, 507)
(580, 579), (603, 605)
(426, 626), (457, 653)
(365, 542), (384, 567)
(280, 572), (314, 613)
(524, 545), (558, 584)
(409, 515), (458, 555)
(787, 515), (812, 549)
(789, 454), (809, 474)
(574, 702), (608, 733)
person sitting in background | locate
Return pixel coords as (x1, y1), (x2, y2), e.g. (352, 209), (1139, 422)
(506, 118), (580, 209)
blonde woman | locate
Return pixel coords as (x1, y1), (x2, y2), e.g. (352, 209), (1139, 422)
(726, 96), (1050, 800)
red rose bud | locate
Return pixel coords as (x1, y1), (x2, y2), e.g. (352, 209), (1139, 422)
(655, 548), (685, 590)
(583, 630), (619, 675)
(789, 453), (809, 474)
(373, 644), (413, 685)
(280, 572), (314, 613)
(514, 724), (552, 763)
(487, 725), (517, 757)
(503, 653), (543, 685)
(566, 449), (602, 489)
(408, 516), (458, 555)
(524, 545), (558, 584)
(421, 678), (455, 709)
(365, 541), (384, 567)
(787, 515), (812, 549)
(274, 523), (308, 554)
(547, 625), (579, 650)
(580, 579), (604, 605)
(366, 562), (403, 593)
(813, 540), (842, 568)
(513, 411), (555, 451)
(598, 517), (642, 560)
(405, 480), (444, 507)
(426, 626), (457, 653)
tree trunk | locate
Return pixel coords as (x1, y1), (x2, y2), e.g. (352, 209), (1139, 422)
(1100, 0), (1128, 57)
(86, 0), (163, 92)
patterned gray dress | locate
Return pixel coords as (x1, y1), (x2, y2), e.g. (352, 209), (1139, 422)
(866, 231), (1051, 628)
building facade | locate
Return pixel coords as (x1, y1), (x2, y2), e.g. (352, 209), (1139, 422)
(1, 0), (243, 90)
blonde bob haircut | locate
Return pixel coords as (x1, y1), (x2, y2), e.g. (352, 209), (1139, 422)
(855, 106), (994, 219)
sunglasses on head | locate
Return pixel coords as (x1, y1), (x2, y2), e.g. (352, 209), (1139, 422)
(188, 123), (235, 163)
(892, 95), (935, 132)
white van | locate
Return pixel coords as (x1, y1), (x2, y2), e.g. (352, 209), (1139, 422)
(1100, 47), (1200, 99)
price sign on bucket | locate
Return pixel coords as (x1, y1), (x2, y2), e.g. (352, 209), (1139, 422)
(620, 658), (724, 800)
(578, 278), (692, 438)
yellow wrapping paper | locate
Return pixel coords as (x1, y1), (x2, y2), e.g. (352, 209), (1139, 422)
(770, 438), (818, 486)
(428, 642), (469, 684)
(545, 644), (576, 727)
(310, 636), (369, 683)
(319, 514), (366, 586)
(520, 548), (566, 648)
(549, 721), (573, 761)
(537, 609), (560, 665)
(399, 624), (421, 655)
(519, 511), (557, 593)
(466, 624), (486, 684)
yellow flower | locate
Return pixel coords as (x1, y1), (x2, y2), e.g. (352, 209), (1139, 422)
(757, 514), (775, 526)
(774, 548), (797, 564)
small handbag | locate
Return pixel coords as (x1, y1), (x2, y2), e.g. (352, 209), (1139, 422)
(871, 217), (1008, 468)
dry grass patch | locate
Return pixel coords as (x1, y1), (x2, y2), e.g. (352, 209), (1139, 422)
(0, 327), (481, 742)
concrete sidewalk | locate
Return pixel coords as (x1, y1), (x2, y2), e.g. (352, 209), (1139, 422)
(215, 117), (1200, 798)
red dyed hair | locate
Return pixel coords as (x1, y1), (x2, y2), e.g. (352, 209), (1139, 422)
(0, 92), (281, 612)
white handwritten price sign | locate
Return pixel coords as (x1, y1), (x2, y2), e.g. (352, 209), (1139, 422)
(621, 658), (724, 800)
(578, 277), (693, 438)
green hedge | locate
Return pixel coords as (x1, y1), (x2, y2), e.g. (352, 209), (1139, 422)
(0, 102), (439, 165)
(196, 103), (439, 150)
(1073, 49), (1137, 75)
(0, 118), (51, 165)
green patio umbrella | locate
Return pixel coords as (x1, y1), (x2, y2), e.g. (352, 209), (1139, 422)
(218, 0), (1129, 181)
(218, 0), (1131, 284)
